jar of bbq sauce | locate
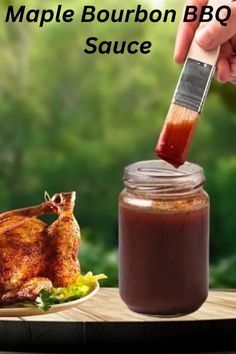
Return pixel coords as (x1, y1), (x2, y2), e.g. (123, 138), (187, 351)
(119, 160), (209, 316)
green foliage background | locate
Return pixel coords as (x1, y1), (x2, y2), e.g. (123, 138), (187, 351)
(0, 0), (235, 287)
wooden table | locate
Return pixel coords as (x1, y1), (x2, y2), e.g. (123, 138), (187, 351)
(0, 288), (236, 353)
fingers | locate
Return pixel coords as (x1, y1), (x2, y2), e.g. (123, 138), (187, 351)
(229, 56), (236, 85)
(216, 57), (231, 82)
(195, 2), (236, 50)
(174, 0), (236, 86)
(174, 0), (208, 63)
(175, 23), (197, 63)
(214, 42), (236, 84)
(215, 42), (233, 82)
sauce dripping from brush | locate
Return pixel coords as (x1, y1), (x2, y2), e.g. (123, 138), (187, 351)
(155, 104), (199, 168)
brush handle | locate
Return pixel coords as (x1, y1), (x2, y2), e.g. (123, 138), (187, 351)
(187, 0), (227, 65)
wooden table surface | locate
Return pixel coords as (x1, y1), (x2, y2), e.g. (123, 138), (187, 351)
(0, 288), (236, 353)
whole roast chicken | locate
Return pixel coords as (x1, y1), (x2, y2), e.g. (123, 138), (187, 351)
(0, 192), (80, 304)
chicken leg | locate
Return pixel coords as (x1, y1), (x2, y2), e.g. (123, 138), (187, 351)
(46, 192), (81, 287)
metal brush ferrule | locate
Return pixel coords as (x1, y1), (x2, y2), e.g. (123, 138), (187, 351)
(172, 58), (215, 113)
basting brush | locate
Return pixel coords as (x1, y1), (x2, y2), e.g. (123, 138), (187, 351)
(155, 0), (225, 168)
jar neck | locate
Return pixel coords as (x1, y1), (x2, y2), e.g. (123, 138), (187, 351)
(123, 160), (205, 198)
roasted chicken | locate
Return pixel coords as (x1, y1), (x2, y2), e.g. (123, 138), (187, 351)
(0, 192), (80, 304)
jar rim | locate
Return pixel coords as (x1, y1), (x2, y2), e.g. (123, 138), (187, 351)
(123, 160), (205, 194)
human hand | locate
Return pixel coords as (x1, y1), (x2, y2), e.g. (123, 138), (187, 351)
(174, 0), (236, 84)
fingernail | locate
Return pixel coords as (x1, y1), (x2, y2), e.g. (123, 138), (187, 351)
(195, 28), (214, 49)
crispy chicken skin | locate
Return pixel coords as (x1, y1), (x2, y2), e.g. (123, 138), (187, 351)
(0, 192), (80, 304)
(1, 277), (53, 303)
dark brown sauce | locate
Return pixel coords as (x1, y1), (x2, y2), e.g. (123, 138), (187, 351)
(119, 202), (209, 315)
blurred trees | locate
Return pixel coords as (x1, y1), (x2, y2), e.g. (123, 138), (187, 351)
(0, 0), (235, 286)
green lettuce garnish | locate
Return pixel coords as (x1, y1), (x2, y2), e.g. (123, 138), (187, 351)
(34, 272), (107, 311)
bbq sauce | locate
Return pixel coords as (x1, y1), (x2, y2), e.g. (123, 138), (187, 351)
(156, 120), (197, 168)
(119, 160), (209, 316)
(155, 104), (199, 168)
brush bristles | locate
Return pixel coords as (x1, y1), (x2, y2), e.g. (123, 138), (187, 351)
(165, 104), (199, 124)
(155, 104), (199, 168)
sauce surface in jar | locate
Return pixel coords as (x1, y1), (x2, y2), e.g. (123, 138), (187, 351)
(119, 160), (209, 316)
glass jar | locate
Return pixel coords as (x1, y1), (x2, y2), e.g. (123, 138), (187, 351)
(119, 160), (209, 316)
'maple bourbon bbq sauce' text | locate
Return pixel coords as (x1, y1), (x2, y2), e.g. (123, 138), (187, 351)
(119, 160), (209, 316)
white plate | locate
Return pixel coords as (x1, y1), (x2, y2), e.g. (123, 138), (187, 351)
(0, 282), (99, 317)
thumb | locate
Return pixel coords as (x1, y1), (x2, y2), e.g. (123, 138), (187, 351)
(195, 2), (236, 50)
